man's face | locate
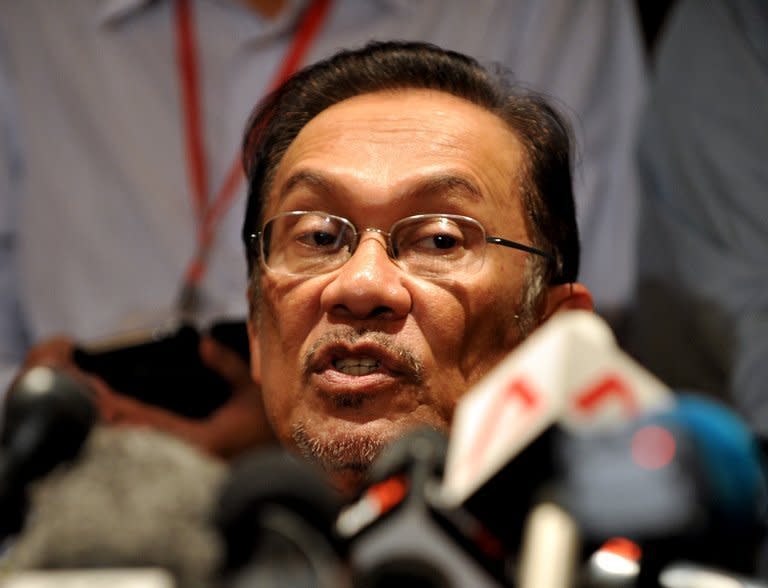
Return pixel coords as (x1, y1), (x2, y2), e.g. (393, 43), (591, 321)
(251, 89), (541, 494)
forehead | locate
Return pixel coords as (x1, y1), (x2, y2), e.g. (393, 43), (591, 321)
(267, 89), (526, 222)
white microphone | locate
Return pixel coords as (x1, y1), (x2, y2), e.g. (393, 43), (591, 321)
(438, 310), (675, 588)
(441, 310), (673, 507)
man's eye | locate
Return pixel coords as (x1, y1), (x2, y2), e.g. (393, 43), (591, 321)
(417, 233), (460, 250)
(297, 230), (340, 248)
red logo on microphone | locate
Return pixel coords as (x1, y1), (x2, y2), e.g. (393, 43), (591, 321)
(573, 374), (639, 418)
(457, 378), (543, 482)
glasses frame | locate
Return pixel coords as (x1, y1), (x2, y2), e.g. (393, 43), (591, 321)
(249, 210), (555, 277)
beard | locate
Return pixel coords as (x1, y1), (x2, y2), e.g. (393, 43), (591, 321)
(291, 422), (387, 473)
(291, 422), (392, 496)
(291, 326), (427, 494)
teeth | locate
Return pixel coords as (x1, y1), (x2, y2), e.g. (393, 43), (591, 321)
(333, 357), (381, 376)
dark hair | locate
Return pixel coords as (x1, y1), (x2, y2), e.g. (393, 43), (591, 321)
(241, 40), (579, 286)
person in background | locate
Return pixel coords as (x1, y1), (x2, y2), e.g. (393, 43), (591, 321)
(0, 0), (643, 458)
(626, 0), (768, 438)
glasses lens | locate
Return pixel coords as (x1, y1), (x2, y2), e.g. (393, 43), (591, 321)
(391, 214), (486, 277)
(262, 212), (355, 275)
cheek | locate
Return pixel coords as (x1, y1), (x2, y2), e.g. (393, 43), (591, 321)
(469, 265), (528, 361)
(260, 275), (323, 352)
(256, 275), (325, 438)
(409, 280), (467, 356)
(421, 267), (525, 384)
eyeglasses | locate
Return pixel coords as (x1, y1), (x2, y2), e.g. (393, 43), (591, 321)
(249, 211), (555, 278)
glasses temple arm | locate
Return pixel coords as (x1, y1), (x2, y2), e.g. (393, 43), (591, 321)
(485, 236), (556, 263)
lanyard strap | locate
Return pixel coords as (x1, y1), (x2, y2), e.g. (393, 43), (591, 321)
(174, 0), (333, 318)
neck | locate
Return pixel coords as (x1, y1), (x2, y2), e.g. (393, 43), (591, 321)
(241, 0), (288, 19)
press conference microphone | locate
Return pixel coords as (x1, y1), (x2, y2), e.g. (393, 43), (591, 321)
(214, 447), (349, 588)
(440, 310), (673, 553)
(556, 394), (768, 585)
(0, 366), (97, 540)
(337, 427), (511, 587)
(4, 425), (226, 588)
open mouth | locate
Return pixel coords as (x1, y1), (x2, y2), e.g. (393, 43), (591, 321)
(333, 356), (382, 376)
(303, 330), (424, 387)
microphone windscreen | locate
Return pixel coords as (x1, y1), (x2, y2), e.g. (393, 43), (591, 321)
(215, 448), (344, 570)
(555, 393), (768, 578)
(366, 427), (447, 487)
(2, 366), (97, 484)
(651, 393), (768, 526)
(5, 426), (226, 588)
(214, 448), (353, 588)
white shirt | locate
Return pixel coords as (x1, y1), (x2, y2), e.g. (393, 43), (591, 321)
(0, 0), (647, 392)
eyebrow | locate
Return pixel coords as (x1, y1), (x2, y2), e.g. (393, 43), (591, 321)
(278, 170), (338, 202)
(401, 173), (484, 203)
(276, 169), (485, 206)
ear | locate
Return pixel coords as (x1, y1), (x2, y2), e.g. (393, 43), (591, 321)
(247, 318), (262, 385)
(541, 282), (594, 321)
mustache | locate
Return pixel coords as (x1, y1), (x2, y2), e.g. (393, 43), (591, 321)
(301, 326), (424, 385)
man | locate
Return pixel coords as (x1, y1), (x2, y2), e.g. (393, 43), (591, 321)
(240, 41), (593, 495)
(1, 1), (641, 460)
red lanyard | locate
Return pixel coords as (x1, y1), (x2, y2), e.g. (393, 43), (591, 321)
(174, 0), (333, 317)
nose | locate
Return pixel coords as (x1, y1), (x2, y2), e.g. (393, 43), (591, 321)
(320, 234), (412, 321)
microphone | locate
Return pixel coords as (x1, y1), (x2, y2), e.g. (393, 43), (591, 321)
(436, 310), (768, 585)
(0, 366), (97, 540)
(3, 425), (227, 588)
(336, 426), (511, 587)
(440, 310), (673, 552)
(556, 394), (768, 583)
(213, 447), (350, 588)
(659, 561), (768, 588)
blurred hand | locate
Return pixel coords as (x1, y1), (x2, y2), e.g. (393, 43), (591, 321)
(197, 335), (277, 457)
(19, 334), (275, 460)
(13, 335), (86, 393)
(91, 336), (275, 460)
(23, 335), (77, 369)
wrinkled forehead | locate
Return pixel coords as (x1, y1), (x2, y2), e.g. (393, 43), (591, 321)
(265, 89), (527, 225)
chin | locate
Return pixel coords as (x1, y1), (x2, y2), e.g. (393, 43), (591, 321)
(290, 421), (393, 497)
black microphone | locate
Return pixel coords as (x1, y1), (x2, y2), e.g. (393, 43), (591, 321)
(337, 427), (511, 588)
(0, 366), (97, 540)
(213, 447), (350, 588)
